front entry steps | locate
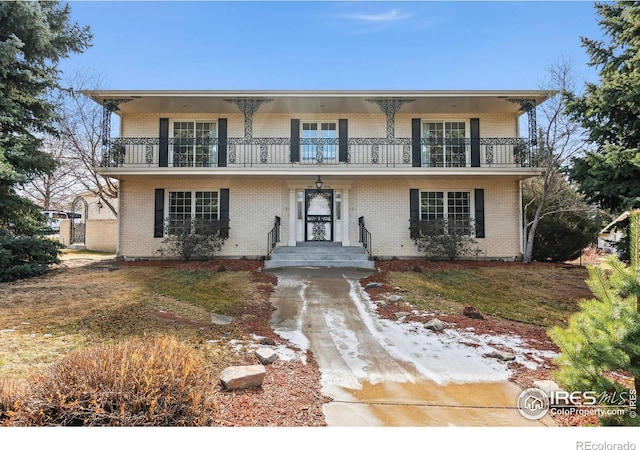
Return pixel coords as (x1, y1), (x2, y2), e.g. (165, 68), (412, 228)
(264, 242), (375, 270)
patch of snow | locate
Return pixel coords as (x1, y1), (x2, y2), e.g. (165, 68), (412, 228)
(272, 281), (310, 354)
(323, 308), (369, 379)
(345, 277), (554, 385)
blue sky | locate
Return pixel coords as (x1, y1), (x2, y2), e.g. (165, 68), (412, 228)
(59, 1), (605, 90)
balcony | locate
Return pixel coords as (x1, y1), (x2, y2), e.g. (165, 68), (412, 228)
(99, 137), (539, 170)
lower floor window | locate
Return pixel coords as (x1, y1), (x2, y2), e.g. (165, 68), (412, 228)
(421, 191), (472, 235)
(168, 191), (219, 235)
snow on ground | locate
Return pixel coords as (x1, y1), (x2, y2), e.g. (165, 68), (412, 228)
(345, 277), (557, 384)
(267, 269), (557, 388)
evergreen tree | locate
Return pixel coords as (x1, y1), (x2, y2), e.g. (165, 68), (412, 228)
(565, 1), (640, 213)
(0, 2), (91, 280)
(549, 210), (640, 426)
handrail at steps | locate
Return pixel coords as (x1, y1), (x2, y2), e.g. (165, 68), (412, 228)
(358, 216), (372, 260)
(266, 216), (281, 259)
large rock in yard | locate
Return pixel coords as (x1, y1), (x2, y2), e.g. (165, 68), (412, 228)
(365, 282), (384, 289)
(424, 318), (446, 331)
(219, 365), (266, 390)
(387, 295), (404, 303)
(533, 380), (572, 405)
(462, 305), (484, 320)
(210, 313), (233, 325)
(255, 347), (279, 365)
(485, 350), (516, 361)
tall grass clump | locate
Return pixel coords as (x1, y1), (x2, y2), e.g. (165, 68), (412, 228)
(0, 381), (20, 425)
(9, 336), (215, 426)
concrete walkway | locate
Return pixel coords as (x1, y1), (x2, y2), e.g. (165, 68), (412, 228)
(266, 267), (554, 427)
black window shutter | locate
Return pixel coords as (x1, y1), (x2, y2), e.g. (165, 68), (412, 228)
(410, 188), (420, 239)
(220, 188), (230, 238)
(474, 188), (485, 238)
(339, 119), (348, 163)
(290, 119), (300, 163)
(412, 118), (421, 167)
(154, 189), (164, 237)
(470, 118), (480, 167)
(218, 118), (227, 167)
(159, 118), (169, 167)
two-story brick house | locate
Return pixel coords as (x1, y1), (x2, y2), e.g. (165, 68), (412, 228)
(88, 90), (549, 266)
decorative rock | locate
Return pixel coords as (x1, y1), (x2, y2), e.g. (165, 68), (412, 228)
(210, 313), (233, 325)
(534, 380), (571, 405)
(255, 347), (279, 365)
(258, 337), (276, 346)
(365, 282), (384, 289)
(219, 365), (266, 390)
(485, 350), (516, 361)
(462, 305), (484, 320)
(533, 379), (561, 393)
(424, 318), (446, 331)
(393, 312), (410, 319)
(388, 295), (404, 303)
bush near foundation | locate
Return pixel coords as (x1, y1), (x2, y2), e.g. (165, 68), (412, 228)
(9, 336), (215, 426)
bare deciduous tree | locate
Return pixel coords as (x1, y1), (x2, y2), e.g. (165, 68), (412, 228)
(522, 58), (592, 263)
(56, 71), (118, 217)
(18, 135), (81, 210)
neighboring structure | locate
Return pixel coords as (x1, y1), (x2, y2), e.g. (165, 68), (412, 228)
(86, 90), (550, 262)
(598, 211), (629, 255)
(59, 192), (118, 253)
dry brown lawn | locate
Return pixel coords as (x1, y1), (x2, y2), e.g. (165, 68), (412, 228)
(0, 252), (328, 426)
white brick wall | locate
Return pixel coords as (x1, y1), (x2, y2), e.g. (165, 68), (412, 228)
(122, 112), (515, 139)
(118, 175), (523, 260)
(350, 176), (521, 258)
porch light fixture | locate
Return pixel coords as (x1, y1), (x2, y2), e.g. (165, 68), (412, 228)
(315, 176), (323, 191)
(96, 199), (103, 211)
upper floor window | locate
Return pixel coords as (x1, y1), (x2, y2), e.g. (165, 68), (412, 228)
(302, 122), (337, 163)
(172, 121), (217, 168)
(422, 121), (467, 168)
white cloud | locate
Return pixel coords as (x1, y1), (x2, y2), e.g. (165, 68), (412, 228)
(340, 9), (413, 23)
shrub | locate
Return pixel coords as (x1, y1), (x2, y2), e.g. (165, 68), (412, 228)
(531, 211), (599, 262)
(0, 233), (61, 282)
(158, 217), (229, 260)
(410, 218), (478, 260)
(0, 381), (20, 425)
(10, 336), (215, 426)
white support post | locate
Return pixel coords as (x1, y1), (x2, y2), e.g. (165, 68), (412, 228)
(288, 188), (297, 246)
(342, 189), (350, 246)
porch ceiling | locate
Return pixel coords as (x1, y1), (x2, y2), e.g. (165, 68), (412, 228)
(83, 90), (554, 116)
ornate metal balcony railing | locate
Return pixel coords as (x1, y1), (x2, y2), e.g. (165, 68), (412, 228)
(100, 137), (539, 169)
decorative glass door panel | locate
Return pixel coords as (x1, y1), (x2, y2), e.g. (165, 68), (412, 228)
(305, 189), (333, 241)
